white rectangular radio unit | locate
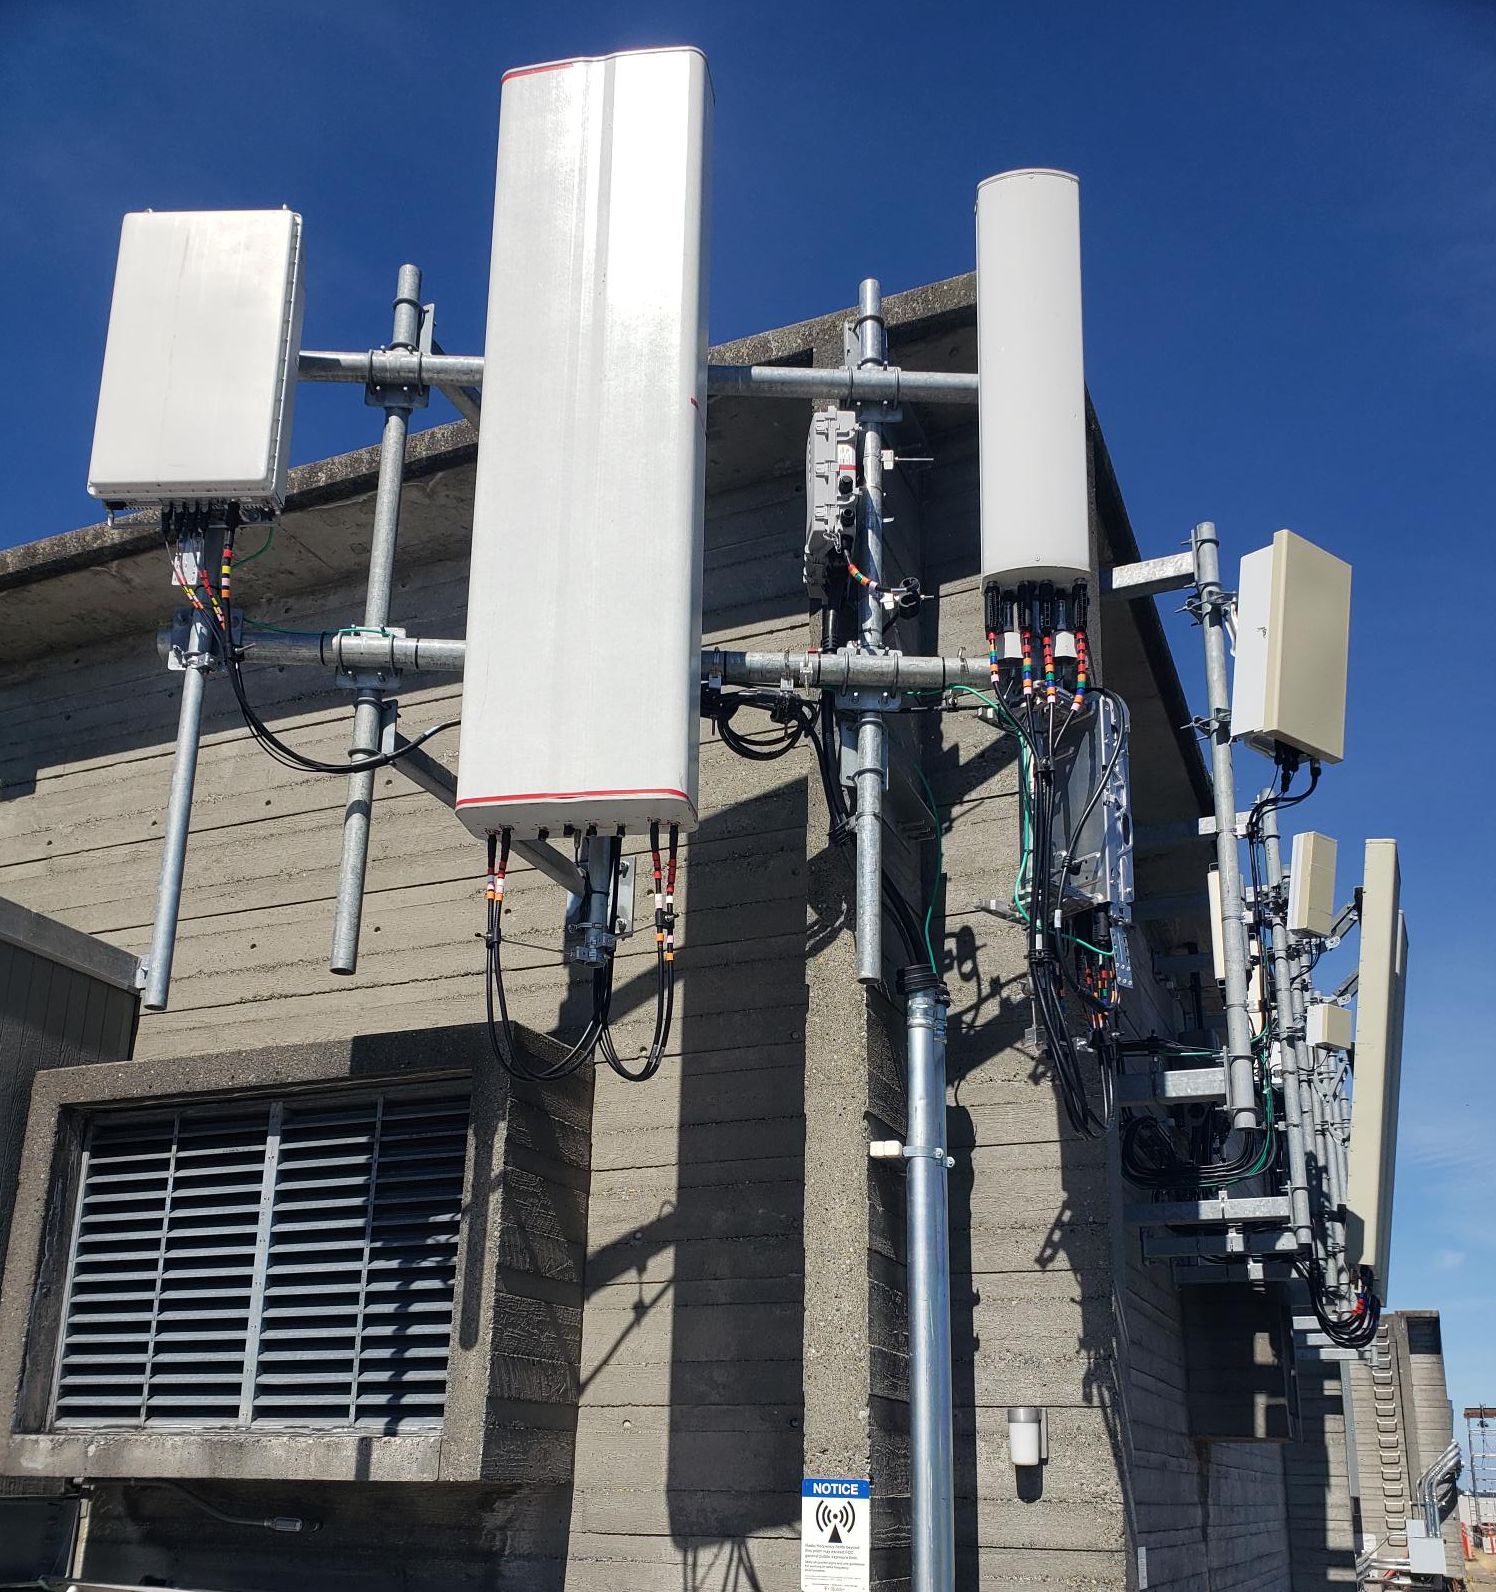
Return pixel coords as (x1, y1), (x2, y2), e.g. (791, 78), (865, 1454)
(87, 209), (305, 509)
(1306, 1001), (1353, 1051)
(1287, 831), (1338, 938)
(456, 48), (712, 841)
(1231, 530), (1351, 765)
(975, 169), (1089, 588)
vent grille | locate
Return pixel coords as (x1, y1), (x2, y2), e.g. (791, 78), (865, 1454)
(52, 1088), (469, 1432)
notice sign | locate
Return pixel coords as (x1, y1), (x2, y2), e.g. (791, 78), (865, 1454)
(801, 1477), (871, 1592)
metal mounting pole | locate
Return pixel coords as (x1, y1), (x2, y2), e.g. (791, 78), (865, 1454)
(141, 613), (213, 1011)
(853, 278), (889, 986)
(298, 349), (981, 406)
(1193, 523), (1261, 1128)
(330, 264), (422, 975)
(1285, 932), (1348, 1289)
(1260, 803), (1315, 1253)
(903, 970), (955, 1592)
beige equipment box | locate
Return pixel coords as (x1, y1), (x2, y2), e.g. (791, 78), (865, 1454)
(1232, 530), (1351, 764)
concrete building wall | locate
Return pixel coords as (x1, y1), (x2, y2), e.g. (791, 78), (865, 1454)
(1283, 1360), (1358, 1586)
(0, 900), (139, 1269)
(1346, 1313), (1461, 1579)
(0, 898), (140, 1571)
(0, 280), (1320, 1590)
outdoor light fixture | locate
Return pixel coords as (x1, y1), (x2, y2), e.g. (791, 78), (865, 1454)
(1007, 1406), (1048, 1468)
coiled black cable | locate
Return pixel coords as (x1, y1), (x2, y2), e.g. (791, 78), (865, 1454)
(1298, 1260), (1381, 1349)
(483, 829), (677, 1085)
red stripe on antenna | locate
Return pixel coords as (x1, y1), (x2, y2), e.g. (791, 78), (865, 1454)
(502, 60), (580, 82)
(457, 787), (695, 809)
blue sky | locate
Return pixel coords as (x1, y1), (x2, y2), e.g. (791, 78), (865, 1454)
(4, 0), (1492, 1457)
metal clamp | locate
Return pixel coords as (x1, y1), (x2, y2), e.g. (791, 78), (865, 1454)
(363, 339), (431, 410)
(905, 1144), (956, 1169)
(868, 1140), (954, 1168)
(334, 626), (407, 691)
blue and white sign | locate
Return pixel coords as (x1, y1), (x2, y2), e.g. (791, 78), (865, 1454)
(801, 1477), (871, 1592)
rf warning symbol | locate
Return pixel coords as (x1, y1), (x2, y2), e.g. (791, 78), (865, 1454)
(815, 1498), (856, 1543)
(801, 1478), (870, 1592)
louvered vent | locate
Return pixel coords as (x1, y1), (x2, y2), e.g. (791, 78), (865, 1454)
(52, 1088), (468, 1432)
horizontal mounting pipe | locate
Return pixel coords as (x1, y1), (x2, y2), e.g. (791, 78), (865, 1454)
(298, 350), (978, 406)
(298, 350), (486, 387)
(708, 362), (975, 404)
(224, 629), (469, 673)
(182, 627), (1005, 695)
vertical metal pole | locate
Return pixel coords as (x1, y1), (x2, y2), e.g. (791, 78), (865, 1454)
(904, 971), (954, 1592)
(1260, 804), (1315, 1253)
(1326, 1056), (1353, 1292)
(1286, 931), (1349, 1290)
(330, 264), (422, 975)
(1193, 523), (1261, 1127)
(854, 279), (888, 986)
(142, 614), (212, 1011)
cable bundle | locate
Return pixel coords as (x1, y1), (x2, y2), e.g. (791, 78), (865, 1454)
(599, 823), (676, 1082)
(1005, 661), (1126, 1139)
(483, 826), (679, 1085)
(162, 506), (456, 776)
(706, 682), (935, 968)
(1120, 1086), (1278, 1191)
(1298, 1260), (1381, 1350)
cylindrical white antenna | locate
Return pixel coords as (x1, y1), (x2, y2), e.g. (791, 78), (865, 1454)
(976, 169), (1088, 588)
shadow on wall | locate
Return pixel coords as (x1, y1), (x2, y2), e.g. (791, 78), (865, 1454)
(576, 782), (810, 1592)
(925, 727), (1126, 1590)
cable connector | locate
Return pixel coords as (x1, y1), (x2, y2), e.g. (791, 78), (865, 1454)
(485, 830), (510, 903)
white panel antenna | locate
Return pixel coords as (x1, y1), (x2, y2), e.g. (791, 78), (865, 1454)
(1287, 831), (1338, 937)
(1344, 839), (1408, 1292)
(975, 170), (1088, 589)
(456, 48), (711, 840)
(88, 210), (305, 508)
(1231, 530), (1351, 765)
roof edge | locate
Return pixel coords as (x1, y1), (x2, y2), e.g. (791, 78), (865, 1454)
(3, 274), (980, 591)
(0, 896), (141, 994)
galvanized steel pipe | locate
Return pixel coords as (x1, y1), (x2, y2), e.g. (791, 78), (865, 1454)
(329, 265), (422, 976)
(298, 349), (979, 406)
(853, 278), (889, 987)
(212, 631), (1006, 695)
(1260, 803), (1315, 1253)
(1194, 523), (1262, 1128)
(904, 972), (956, 1592)
(141, 616), (212, 1011)
(706, 362), (976, 404)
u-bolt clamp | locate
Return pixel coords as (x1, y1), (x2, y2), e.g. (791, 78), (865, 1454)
(868, 1140), (954, 1169)
(906, 1143), (956, 1169)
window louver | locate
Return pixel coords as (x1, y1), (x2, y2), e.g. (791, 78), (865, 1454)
(52, 1088), (469, 1432)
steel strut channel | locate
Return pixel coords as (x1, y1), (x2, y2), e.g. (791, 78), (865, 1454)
(1114, 1065), (1228, 1105)
(1126, 1196), (1292, 1226)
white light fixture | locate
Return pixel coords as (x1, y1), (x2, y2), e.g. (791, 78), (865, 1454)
(1007, 1406), (1048, 1468)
